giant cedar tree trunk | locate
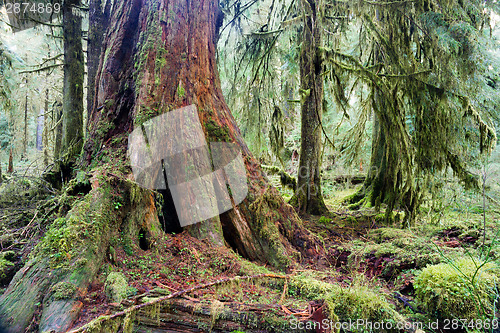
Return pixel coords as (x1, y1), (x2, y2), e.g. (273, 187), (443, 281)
(0, 1), (318, 332)
(291, 0), (328, 215)
(87, 0), (111, 121)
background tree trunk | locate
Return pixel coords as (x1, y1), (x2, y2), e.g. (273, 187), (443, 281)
(7, 149), (12, 173)
(23, 86), (27, 159)
(343, 36), (415, 222)
(62, 0), (84, 157)
(291, 0), (328, 215)
(53, 101), (63, 160)
(36, 109), (43, 151)
(347, 112), (393, 208)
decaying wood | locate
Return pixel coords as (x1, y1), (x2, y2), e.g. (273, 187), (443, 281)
(68, 273), (288, 333)
(134, 297), (314, 333)
(332, 174), (365, 185)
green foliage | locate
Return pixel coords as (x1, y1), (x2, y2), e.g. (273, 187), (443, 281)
(0, 112), (11, 150)
(0, 177), (48, 204)
(0, 258), (14, 278)
(414, 258), (498, 320)
(176, 81), (185, 98)
(288, 271), (339, 300)
(367, 228), (409, 243)
(318, 215), (332, 224)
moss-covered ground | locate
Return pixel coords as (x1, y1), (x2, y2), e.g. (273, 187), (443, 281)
(1, 168), (500, 332)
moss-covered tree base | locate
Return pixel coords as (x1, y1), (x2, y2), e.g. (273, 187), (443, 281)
(0, 172), (163, 332)
(289, 193), (329, 216)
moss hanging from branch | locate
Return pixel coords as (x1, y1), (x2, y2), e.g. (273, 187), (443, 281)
(323, 0), (497, 222)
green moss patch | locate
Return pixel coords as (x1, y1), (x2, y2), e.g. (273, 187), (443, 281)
(325, 284), (405, 332)
(414, 258), (498, 320)
(0, 258), (14, 278)
(50, 281), (78, 301)
(105, 272), (128, 303)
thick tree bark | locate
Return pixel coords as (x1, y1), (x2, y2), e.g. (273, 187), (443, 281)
(87, 0), (111, 121)
(62, 0), (84, 157)
(0, 1), (319, 331)
(85, 0), (313, 266)
(291, 0), (328, 215)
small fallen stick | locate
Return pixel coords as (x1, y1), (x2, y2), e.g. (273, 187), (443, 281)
(21, 210), (38, 237)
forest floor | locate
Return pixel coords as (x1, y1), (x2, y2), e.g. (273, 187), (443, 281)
(1, 170), (499, 332)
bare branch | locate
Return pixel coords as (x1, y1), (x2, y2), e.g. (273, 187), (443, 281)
(18, 64), (63, 74)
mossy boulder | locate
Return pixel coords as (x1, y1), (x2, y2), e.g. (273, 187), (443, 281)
(414, 258), (498, 320)
(105, 272), (128, 303)
(325, 284), (405, 332)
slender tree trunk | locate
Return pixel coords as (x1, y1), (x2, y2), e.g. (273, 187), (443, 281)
(7, 149), (12, 173)
(291, 0), (328, 215)
(0, 1), (319, 331)
(36, 109), (43, 151)
(62, 0), (84, 157)
(43, 89), (49, 166)
(23, 87), (27, 159)
(53, 102), (63, 160)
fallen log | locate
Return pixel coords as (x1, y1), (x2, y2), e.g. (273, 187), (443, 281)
(135, 298), (313, 333)
(332, 174), (365, 185)
(68, 274), (316, 333)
